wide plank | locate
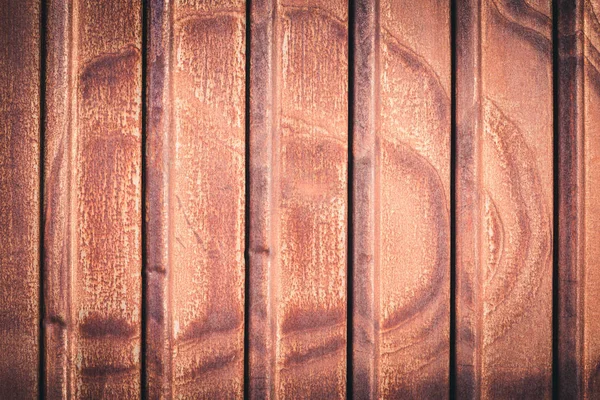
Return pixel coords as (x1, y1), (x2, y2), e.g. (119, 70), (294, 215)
(0, 0), (40, 397)
(43, 0), (143, 397)
(248, 0), (348, 397)
(352, 0), (451, 398)
(145, 0), (246, 397)
(456, 0), (554, 398)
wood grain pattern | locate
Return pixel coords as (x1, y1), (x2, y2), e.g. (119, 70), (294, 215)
(456, 0), (554, 398)
(352, 0), (450, 398)
(582, 2), (600, 397)
(43, 0), (72, 397)
(3, 1), (600, 397)
(557, 0), (600, 398)
(378, 0), (451, 397)
(248, 0), (348, 397)
(0, 0), (40, 398)
(146, 0), (246, 397)
(43, 0), (142, 397)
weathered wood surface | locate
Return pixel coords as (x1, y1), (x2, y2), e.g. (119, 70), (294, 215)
(43, 0), (143, 397)
(557, 0), (600, 398)
(43, 0), (72, 397)
(248, 0), (348, 398)
(247, 0), (276, 397)
(3, 1), (600, 398)
(146, 0), (246, 397)
(145, 0), (173, 398)
(0, 0), (40, 398)
(581, 2), (600, 397)
(352, 0), (450, 398)
(456, 0), (554, 398)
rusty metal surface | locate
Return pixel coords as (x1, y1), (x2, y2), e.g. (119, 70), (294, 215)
(456, 0), (554, 398)
(0, 0), (40, 398)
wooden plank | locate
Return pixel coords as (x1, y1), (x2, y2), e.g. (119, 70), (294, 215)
(455, 0), (481, 395)
(351, 0), (379, 397)
(145, 0), (246, 397)
(43, 0), (71, 397)
(168, 0), (246, 397)
(556, 1), (584, 397)
(43, 0), (143, 397)
(0, 0), (40, 397)
(248, 0), (348, 397)
(145, 0), (173, 398)
(352, 0), (451, 398)
(557, 0), (600, 397)
(582, 1), (600, 395)
(456, 0), (554, 398)
(377, 0), (450, 397)
(247, 0), (276, 397)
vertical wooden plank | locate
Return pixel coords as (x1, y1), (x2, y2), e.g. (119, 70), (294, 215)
(146, 0), (246, 397)
(455, 0), (481, 396)
(170, 0), (246, 397)
(558, 0), (600, 397)
(582, 1), (600, 395)
(351, 0), (379, 398)
(75, 2), (143, 394)
(352, 0), (451, 398)
(248, 0), (276, 397)
(44, 0), (143, 397)
(248, 0), (348, 397)
(556, 0), (584, 397)
(456, 0), (553, 398)
(378, 0), (451, 397)
(43, 0), (72, 397)
(275, 1), (347, 395)
(0, 0), (40, 397)
(145, 0), (173, 398)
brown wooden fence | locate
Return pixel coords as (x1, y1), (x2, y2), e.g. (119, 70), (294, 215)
(0, 0), (598, 398)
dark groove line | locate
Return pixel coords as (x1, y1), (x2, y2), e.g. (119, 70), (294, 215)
(141, 0), (148, 397)
(243, 0), (251, 397)
(551, 0), (560, 397)
(39, 0), (48, 398)
(347, 0), (355, 398)
(450, 0), (457, 399)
